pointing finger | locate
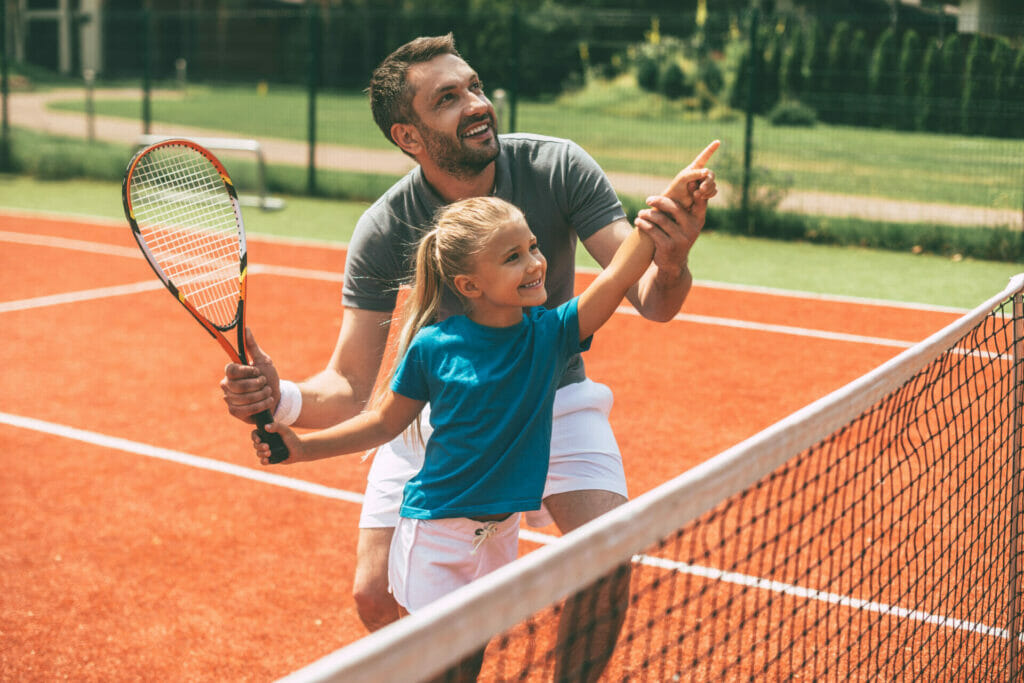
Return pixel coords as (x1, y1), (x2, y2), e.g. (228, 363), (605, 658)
(689, 139), (720, 170)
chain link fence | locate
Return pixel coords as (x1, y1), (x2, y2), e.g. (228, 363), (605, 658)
(3, 4), (1024, 249)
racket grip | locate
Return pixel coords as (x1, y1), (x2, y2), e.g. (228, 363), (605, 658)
(253, 409), (290, 464)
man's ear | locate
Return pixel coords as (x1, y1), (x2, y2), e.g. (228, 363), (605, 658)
(391, 123), (423, 157)
(453, 274), (481, 299)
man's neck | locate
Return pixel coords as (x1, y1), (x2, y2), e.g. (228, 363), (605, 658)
(420, 162), (496, 204)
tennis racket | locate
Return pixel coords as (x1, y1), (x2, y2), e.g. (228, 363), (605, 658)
(122, 138), (289, 463)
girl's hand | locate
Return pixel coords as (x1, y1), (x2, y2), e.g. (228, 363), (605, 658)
(252, 422), (303, 465)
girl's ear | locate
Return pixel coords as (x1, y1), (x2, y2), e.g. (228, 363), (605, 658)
(453, 274), (481, 299)
(391, 123), (423, 156)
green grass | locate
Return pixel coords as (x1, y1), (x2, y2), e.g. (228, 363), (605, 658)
(0, 174), (371, 244)
(526, 83), (1024, 212)
(1, 175), (1018, 310)
(55, 79), (1024, 211)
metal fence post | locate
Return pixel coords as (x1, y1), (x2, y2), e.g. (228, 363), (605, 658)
(741, 2), (760, 231)
(306, 2), (320, 196)
(84, 68), (95, 143)
(142, 5), (152, 135)
(0, 0), (9, 170)
(508, 1), (520, 133)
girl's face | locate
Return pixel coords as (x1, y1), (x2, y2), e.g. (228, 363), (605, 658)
(455, 216), (547, 324)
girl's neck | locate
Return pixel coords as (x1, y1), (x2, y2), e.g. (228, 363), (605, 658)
(466, 302), (524, 329)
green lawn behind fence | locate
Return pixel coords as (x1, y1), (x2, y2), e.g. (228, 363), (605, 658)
(53, 80), (1024, 212)
(1, 174), (1017, 310)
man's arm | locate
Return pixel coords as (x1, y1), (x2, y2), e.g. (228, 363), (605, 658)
(581, 217), (687, 322)
(582, 164), (715, 322)
(221, 307), (393, 430)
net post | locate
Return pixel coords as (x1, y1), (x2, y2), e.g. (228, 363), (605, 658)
(1011, 282), (1024, 679)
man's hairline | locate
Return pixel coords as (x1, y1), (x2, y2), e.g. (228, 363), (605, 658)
(401, 54), (478, 123)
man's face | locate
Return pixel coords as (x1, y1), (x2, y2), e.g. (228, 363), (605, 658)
(405, 54), (499, 178)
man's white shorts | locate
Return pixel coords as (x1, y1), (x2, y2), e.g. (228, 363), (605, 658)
(388, 513), (521, 613)
(359, 379), (627, 530)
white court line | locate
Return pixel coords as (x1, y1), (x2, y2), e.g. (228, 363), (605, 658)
(637, 554), (1016, 642)
(0, 216), (971, 314)
(614, 307), (917, 349)
(0, 280), (164, 313)
(0, 411), (364, 505)
(1, 409), (1007, 643)
(0, 230), (924, 349)
(0, 229), (141, 258)
(250, 263), (345, 282)
(691, 278), (969, 314)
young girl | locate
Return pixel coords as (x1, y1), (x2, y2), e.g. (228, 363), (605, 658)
(255, 196), (654, 618)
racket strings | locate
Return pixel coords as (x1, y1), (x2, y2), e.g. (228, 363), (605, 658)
(129, 146), (243, 328)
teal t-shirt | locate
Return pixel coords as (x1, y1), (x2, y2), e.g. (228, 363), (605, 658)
(391, 298), (591, 519)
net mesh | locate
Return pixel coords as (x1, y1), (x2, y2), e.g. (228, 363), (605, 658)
(287, 277), (1024, 683)
(128, 143), (243, 329)
(485, 303), (1017, 681)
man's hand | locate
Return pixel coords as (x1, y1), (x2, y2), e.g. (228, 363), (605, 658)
(221, 328), (280, 424)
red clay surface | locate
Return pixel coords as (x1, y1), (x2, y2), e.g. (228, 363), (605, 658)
(0, 212), (962, 681)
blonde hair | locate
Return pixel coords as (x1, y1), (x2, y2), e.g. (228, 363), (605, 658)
(373, 197), (526, 442)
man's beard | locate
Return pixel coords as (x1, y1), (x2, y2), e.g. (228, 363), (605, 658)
(418, 119), (500, 180)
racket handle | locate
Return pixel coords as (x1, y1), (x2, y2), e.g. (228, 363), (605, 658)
(253, 409), (290, 464)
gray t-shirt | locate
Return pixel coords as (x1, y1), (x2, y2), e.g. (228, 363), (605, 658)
(342, 133), (626, 385)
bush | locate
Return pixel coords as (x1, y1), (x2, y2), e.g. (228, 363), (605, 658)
(636, 55), (660, 92)
(697, 58), (725, 96)
(658, 62), (689, 100)
(690, 206), (1024, 263)
(767, 99), (817, 127)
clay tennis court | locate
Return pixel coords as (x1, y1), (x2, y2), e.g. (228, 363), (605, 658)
(0, 210), (964, 681)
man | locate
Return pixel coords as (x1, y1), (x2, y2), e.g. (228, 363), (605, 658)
(222, 34), (716, 679)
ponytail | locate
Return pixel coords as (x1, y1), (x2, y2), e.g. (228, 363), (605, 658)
(368, 228), (447, 446)
(396, 228), (447, 372)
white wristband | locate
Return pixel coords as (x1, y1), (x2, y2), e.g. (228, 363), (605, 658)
(273, 380), (302, 426)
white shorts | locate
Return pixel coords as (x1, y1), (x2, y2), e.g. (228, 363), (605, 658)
(388, 513), (521, 613)
(359, 379), (627, 530)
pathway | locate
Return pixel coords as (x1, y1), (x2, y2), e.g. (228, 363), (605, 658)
(6, 88), (1021, 229)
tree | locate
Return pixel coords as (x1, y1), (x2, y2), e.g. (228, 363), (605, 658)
(914, 37), (942, 132)
(938, 34), (964, 133)
(844, 29), (870, 125)
(896, 29), (921, 130)
(1004, 48), (1024, 139)
(867, 26), (898, 127)
(960, 35), (984, 135)
(778, 22), (806, 101)
(821, 21), (851, 123)
(802, 20), (829, 114)
(984, 38), (1013, 136)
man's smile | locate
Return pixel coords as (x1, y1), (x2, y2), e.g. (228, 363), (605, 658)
(461, 119), (493, 140)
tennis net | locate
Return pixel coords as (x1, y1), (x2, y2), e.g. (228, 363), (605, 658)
(284, 273), (1024, 682)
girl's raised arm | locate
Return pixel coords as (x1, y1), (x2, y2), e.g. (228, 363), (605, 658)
(576, 228), (656, 341)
